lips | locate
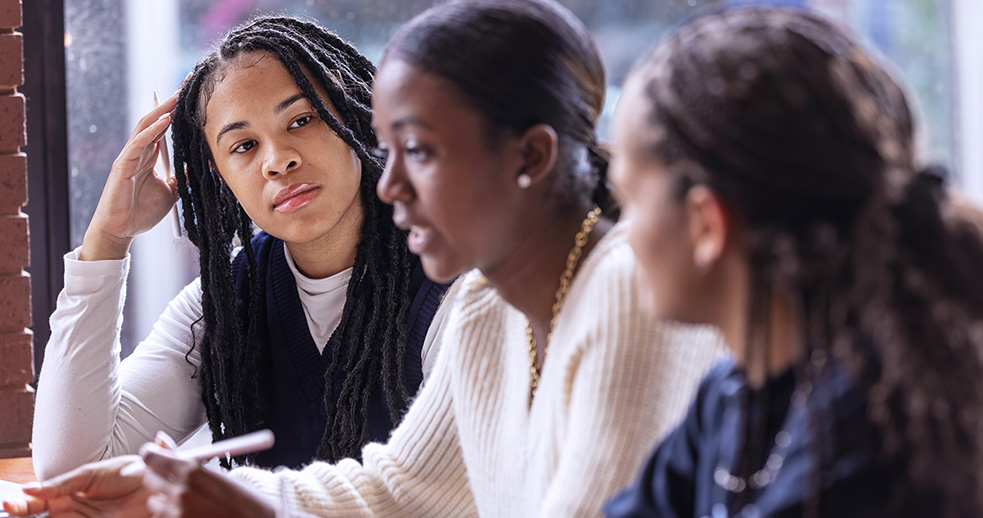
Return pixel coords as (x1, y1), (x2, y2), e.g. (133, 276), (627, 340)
(407, 226), (433, 255)
(273, 183), (320, 213)
(393, 206), (434, 255)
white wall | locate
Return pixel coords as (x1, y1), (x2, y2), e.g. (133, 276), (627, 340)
(953, 0), (983, 204)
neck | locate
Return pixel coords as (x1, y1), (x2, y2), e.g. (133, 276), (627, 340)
(724, 284), (802, 388)
(483, 201), (611, 335)
(284, 196), (365, 279)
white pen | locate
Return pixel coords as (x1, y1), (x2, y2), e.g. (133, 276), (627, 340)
(120, 429), (275, 476)
(153, 90), (184, 239)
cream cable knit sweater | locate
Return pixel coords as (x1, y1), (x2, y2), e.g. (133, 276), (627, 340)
(230, 224), (724, 517)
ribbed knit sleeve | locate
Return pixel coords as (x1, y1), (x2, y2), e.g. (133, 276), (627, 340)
(227, 306), (478, 517)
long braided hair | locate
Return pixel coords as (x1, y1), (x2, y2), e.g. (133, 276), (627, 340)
(631, 8), (983, 515)
(170, 15), (415, 465)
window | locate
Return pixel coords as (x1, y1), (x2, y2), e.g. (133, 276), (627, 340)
(40, 0), (977, 359)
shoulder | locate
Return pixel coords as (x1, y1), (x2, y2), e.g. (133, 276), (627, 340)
(434, 270), (514, 355)
(448, 269), (506, 318)
(560, 223), (696, 341)
(681, 359), (738, 437)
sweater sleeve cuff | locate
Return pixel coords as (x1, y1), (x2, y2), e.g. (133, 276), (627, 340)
(228, 466), (281, 499)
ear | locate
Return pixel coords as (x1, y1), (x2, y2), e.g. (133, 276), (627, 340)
(684, 185), (731, 272)
(515, 124), (559, 186)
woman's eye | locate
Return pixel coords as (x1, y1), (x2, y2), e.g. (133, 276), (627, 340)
(405, 145), (431, 162)
(290, 115), (314, 129)
(233, 140), (256, 154)
(370, 146), (390, 161)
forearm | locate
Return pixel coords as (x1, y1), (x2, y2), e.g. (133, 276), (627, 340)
(34, 252), (207, 479)
(33, 251), (132, 479)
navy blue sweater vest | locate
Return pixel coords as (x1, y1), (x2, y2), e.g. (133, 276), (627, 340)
(231, 232), (449, 469)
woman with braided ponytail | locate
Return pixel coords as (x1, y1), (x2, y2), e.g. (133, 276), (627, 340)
(31, 14), (452, 481)
(606, 7), (983, 517)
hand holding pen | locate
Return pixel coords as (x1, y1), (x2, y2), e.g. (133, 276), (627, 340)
(139, 430), (279, 518)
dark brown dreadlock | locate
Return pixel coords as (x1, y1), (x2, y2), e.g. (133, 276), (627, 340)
(170, 15), (415, 465)
(631, 7), (983, 516)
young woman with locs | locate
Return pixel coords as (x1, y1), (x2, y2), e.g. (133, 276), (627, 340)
(29, 13), (451, 491)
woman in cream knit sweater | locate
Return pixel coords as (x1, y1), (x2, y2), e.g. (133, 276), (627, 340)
(5, 1), (723, 517)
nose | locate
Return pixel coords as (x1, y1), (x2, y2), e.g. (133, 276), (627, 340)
(263, 140), (302, 179)
(376, 153), (413, 205)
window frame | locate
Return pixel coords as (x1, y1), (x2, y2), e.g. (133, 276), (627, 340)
(23, 0), (70, 381)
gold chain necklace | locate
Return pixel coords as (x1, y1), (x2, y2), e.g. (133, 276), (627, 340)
(526, 206), (602, 398)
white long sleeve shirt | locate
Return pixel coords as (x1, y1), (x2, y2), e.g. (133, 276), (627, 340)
(32, 246), (452, 480)
(229, 224), (726, 517)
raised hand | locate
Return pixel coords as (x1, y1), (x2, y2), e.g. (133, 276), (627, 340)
(79, 92), (180, 261)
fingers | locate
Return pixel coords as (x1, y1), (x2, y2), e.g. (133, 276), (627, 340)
(166, 175), (180, 200)
(155, 431), (179, 451)
(141, 449), (188, 518)
(114, 113), (171, 179)
(20, 465), (99, 499)
(132, 112), (173, 152)
(2, 493), (49, 516)
(145, 493), (169, 518)
(21, 455), (141, 502)
(140, 444), (196, 486)
(131, 94), (178, 140)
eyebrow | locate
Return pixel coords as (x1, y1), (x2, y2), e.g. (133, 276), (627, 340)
(215, 93), (310, 145)
(274, 93), (307, 115)
(390, 115), (432, 130)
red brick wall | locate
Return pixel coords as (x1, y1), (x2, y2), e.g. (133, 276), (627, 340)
(0, 0), (32, 459)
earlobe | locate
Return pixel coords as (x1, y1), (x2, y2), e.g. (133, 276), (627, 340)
(686, 185), (729, 273)
(515, 124), (559, 188)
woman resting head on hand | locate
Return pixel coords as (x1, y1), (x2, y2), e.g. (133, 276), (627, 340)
(606, 7), (983, 517)
(170, 15), (441, 467)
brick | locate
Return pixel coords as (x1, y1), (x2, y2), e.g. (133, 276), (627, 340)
(0, 93), (25, 150)
(0, 0), (21, 30)
(0, 330), (30, 386)
(0, 32), (22, 88)
(0, 152), (26, 211)
(0, 272), (28, 330)
(0, 214), (27, 272)
(0, 386), (33, 446)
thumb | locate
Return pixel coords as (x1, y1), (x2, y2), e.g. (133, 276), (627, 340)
(19, 467), (95, 499)
(165, 174), (180, 200)
(2, 494), (49, 516)
(155, 430), (179, 451)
